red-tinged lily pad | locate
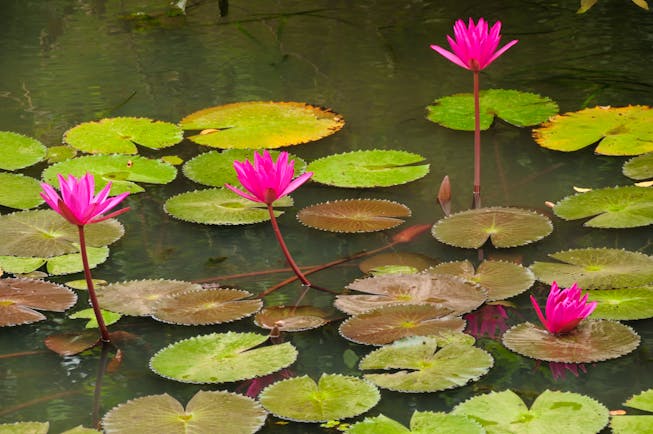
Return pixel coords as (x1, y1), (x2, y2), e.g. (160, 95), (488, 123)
(297, 199), (411, 233)
(254, 305), (332, 332)
(151, 288), (262, 325)
(359, 252), (439, 274)
(339, 304), (466, 346)
(501, 320), (640, 363)
(44, 330), (100, 356)
(336, 273), (486, 316)
(180, 101), (344, 149)
(0, 278), (77, 327)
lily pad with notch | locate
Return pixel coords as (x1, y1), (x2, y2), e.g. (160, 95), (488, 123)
(46, 246), (109, 275)
(69, 308), (122, 329)
(587, 287), (653, 320)
(346, 411), (484, 434)
(623, 152), (653, 181)
(254, 305), (333, 332)
(298, 199), (411, 233)
(611, 389), (653, 434)
(0, 278), (77, 327)
(0, 131), (47, 170)
(0, 173), (44, 209)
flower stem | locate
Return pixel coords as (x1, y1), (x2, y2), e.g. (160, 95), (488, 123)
(266, 204), (312, 286)
(78, 225), (111, 343)
(473, 69), (482, 209)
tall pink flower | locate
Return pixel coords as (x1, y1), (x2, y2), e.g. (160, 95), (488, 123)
(430, 18), (518, 72)
(530, 282), (597, 335)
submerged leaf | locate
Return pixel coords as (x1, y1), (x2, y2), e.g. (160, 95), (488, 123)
(298, 199), (411, 233)
(0, 278), (77, 327)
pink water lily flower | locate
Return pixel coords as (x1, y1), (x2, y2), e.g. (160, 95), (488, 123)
(430, 18), (518, 72)
(41, 173), (130, 226)
(225, 150), (313, 205)
(530, 282), (597, 335)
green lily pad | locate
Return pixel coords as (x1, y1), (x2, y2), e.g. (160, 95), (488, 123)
(60, 426), (101, 434)
(346, 412), (484, 434)
(64, 279), (108, 290)
(102, 390), (267, 434)
(533, 105), (653, 155)
(183, 149), (307, 187)
(0, 278), (77, 327)
(298, 199), (411, 233)
(623, 152), (653, 180)
(429, 260), (535, 301)
(69, 308), (122, 329)
(307, 150), (429, 188)
(63, 117), (183, 154)
(258, 374), (380, 423)
(501, 320), (640, 363)
(359, 252), (438, 274)
(0, 173), (44, 209)
(625, 389), (653, 412)
(0, 256), (46, 274)
(432, 207), (553, 249)
(0, 131), (47, 170)
(46, 246), (109, 275)
(529, 248), (653, 289)
(164, 188), (293, 225)
(42, 154), (177, 195)
(426, 89), (558, 131)
(45, 145), (77, 164)
(359, 335), (493, 393)
(150, 332), (297, 383)
(180, 101), (345, 149)
(254, 305), (332, 332)
(0, 422), (49, 434)
(611, 389), (653, 434)
(453, 389), (609, 434)
(588, 287), (653, 320)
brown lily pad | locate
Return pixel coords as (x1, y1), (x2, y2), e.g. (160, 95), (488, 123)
(254, 305), (332, 332)
(44, 330), (100, 356)
(359, 252), (439, 274)
(297, 199), (411, 233)
(0, 278), (77, 327)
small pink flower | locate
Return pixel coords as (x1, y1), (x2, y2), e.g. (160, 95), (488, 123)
(225, 150), (313, 205)
(530, 282), (597, 335)
(40, 173), (130, 226)
(430, 18), (518, 72)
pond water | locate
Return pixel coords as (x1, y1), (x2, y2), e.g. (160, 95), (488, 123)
(1, 0), (652, 432)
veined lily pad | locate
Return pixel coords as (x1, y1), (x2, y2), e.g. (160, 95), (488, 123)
(429, 260), (535, 301)
(258, 374), (380, 423)
(180, 101), (344, 149)
(307, 150), (429, 188)
(183, 149), (307, 187)
(501, 320), (640, 363)
(254, 305), (332, 332)
(339, 304), (465, 346)
(42, 154), (178, 195)
(46, 246), (109, 275)
(164, 188), (293, 225)
(69, 308), (122, 329)
(453, 389), (609, 434)
(346, 412), (484, 434)
(611, 388), (653, 434)
(533, 105), (653, 155)
(64, 117), (183, 154)
(298, 199), (411, 233)
(432, 207), (553, 249)
(102, 390), (266, 434)
(359, 252), (438, 274)
(0, 173), (44, 209)
(336, 273), (486, 316)
(0, 278), (77, 327)
(623, 152), (653, 181)
(529, 248), (653, 289)
(0, 422), (49, 434)
(588, 287), (653, 320)
(0, 131), (47, 170)
(150, 332), (297, 383)
(553, 186), (653, 228)
(359, 335), (493, 393)
(426, 89), (558, 131)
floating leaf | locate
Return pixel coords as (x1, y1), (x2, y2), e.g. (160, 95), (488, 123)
(339, 304), (465, 346)
(151, 288), (262, 325)
(69, 308), (122, 329)
(529, 248), (653, 289)
(347, 412), (484, 434)
(150, 332), (297, 383)
(46, 246), (109, 275)
(160, 155), (183, 165)
(64, 279), (108, 290)
(307, 150), (429, 188)
(258, 374), (380, 423)
(553, 186), (653, 228)
(426, 89), (558, 131)
(501, 320), (640, 363)
(0, 256), (46, 274)
(63, 117), (183, 154)
(359, 336), (493, 393)
(359, 252), (438, 274)
(45, 145), (77, 164)
(0, 422), (49, 434)
(588, 287), (653, 320)
(164, 188), (292, 225)
(102, 390), (266, 434)
(254, 305), (332, 332)
(533, 105), (653, 155)
(453, 389), (609, 434)
(0, 278), (77, 327)
(429, 260), (535, 300)
(180, 101), (344, 149)
(42, 154), (177, 195)
(60, 426), (100, 434)
(0, 131), (47, 170)
(610, 389), (653, 434)
(623, 152), (653, 181)
(432, 207), (553, 249)
(298, 199), (411, 233)
(0, 173), (44, 209)
(625, 389), (653, 412)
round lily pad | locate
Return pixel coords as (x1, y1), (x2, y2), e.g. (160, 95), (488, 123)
(164, 188), (293, 225)
(102, 390), (266, 434)
(254, 305), (331, 332)
(64, 117), (183, 154)
(42, 154), (177, 195)
(533, 105), (653, 155)
(529, 248), (653, 289)
(453, 389), (609, 434)
(0, 131), (47, 170)
(0, 422), (50, 434)
(432, 207), (553, 249)
(297, 199), (411, 233)
(347, 412), (484, 434)
(339, 304), (466, 346)
(426, 89), (558, 131)
(0, 256), (46, 274)
(307, 150), (430, 188)
(0, 173), (44, 209)
(258, 374), (380, 423)
(359, 252), (438, 274)
(46, 246), (109, 275)
(501, 320), (640, 363)
(623, 152), (653, 180)
(588, 287), (653, 320)
(150, 332), (297, 384)
(0, 278), (77, 327)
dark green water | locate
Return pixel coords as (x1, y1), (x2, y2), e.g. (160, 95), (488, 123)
(0, 0), (652, 432)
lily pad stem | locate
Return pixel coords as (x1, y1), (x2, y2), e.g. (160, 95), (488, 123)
(473, 69), (482, 209)
(266, 204), (312, 287)
(78, 225), (111, 343)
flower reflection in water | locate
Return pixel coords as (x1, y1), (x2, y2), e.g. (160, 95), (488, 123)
(465, 304), (510, 340)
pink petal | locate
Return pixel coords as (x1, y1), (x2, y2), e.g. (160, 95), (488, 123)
(430, 45), (470, 70)
(279, 172), (313, 197)
(225, 183), (264, 203)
